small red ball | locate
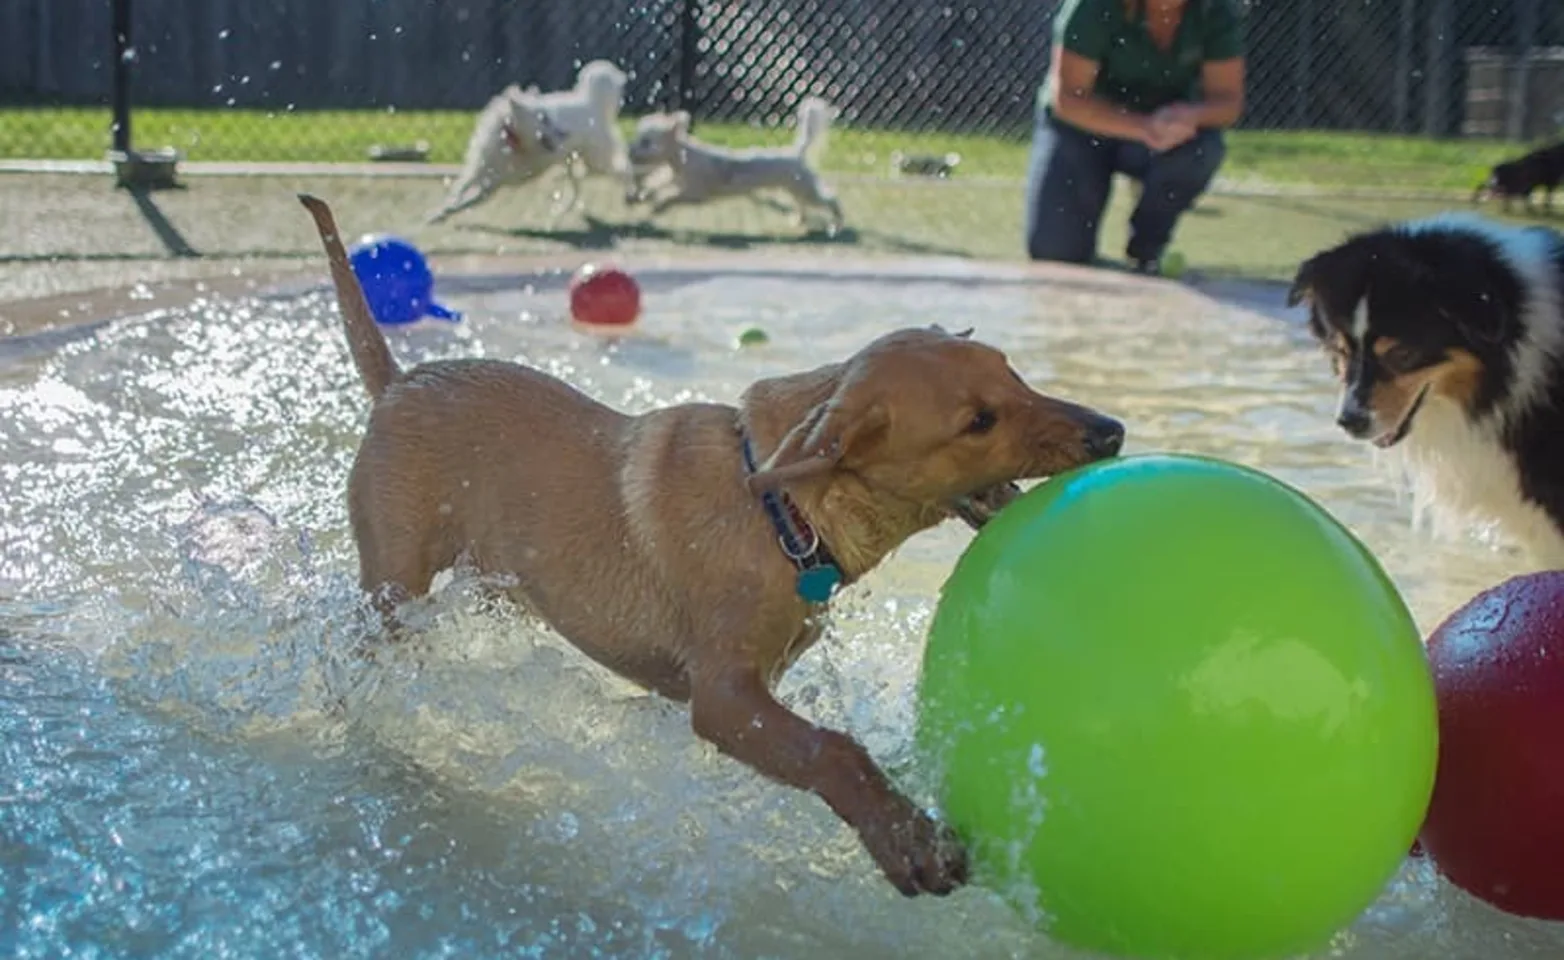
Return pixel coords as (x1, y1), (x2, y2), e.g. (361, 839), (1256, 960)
(1420, 570), (1564, 919)
(568, 263), (641, 327)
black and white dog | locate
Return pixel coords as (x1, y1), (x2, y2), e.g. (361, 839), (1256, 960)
(1289, 213), (1564, 565)
(1471, 141), (1564, 214)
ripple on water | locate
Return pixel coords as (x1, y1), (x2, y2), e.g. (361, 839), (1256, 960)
(0, 271), (1557, 959)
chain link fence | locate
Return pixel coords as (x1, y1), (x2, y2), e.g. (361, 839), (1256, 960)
(2, 0), (1562, 163)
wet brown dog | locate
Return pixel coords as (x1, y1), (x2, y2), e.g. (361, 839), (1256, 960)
(298, 194), (1125, 896)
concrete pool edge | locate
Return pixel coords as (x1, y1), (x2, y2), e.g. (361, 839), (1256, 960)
(0, 249), (1302, 347)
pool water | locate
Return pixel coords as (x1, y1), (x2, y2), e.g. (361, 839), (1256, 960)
(3, 260), (1562, 959)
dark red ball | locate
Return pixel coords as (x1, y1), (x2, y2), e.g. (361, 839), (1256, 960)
(568, 263), (641, 327)
(1420, 570), (1564, 919)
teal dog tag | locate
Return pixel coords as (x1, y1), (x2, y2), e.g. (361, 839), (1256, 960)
(797, 565), (841, 604)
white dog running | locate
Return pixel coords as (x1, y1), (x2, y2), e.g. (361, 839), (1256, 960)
(627, 96), (845, 231)
(426, 83), (565, 224)
(428, 60), (632, 225)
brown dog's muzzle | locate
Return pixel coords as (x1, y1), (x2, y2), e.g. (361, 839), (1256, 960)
(950, 407), (1125, 530)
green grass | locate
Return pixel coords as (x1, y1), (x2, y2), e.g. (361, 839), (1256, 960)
(1, 106), (1553, 298)
(0, 106), (1540, 193)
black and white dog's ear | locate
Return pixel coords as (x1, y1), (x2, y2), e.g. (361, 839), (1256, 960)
(1286, 255), (1319, 307)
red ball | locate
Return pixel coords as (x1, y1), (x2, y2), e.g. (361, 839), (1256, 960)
(1420, 570), (1564, 919)
(568, 263), (641, 327)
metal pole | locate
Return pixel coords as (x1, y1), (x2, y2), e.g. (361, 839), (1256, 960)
(677, 0), (698, 118)
(1291, 0), (1313, 128)
(111, 0), (132, 154)
(1422, 0), (1451, 136)
(1506, 0), (1539, 141)
(1393, 0), (1414, 133)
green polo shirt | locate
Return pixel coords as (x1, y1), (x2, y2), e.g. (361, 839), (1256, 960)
(1039, 0), (1244, 117)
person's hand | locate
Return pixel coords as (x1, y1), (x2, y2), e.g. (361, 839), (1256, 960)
(1143, 104), (1200, 152)
(1156, 102), (1201, 128)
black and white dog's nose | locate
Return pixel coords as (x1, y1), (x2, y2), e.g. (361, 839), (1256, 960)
(1336, 406), (1373, 438)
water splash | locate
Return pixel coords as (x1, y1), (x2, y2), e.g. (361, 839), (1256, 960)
(0, 273), (1556, 958)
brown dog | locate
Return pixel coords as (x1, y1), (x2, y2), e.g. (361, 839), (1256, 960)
(298, 194), (1125, 896)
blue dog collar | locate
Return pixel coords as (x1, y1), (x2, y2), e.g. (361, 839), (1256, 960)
(741, 435), (843, 605)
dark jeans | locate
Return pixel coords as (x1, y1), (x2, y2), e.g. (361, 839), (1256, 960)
(1023, 109), (1226, 264)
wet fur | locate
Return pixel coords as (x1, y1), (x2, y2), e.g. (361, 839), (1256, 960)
(298, 194), (1124, 896)
(1290, 212), (1564, 565)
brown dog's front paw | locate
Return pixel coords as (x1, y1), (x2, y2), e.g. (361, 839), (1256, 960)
(860, 797), (970, 897)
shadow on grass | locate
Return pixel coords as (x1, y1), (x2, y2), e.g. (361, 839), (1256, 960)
(460, 212), (972, 259)
(1229, 193), (1410, 230)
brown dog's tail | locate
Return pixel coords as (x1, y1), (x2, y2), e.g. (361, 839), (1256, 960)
(298, 194), (399, 401)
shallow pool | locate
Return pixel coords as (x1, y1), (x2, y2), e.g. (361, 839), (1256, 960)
(3, 258), (1561, 959)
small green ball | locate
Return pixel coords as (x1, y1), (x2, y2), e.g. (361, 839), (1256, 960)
(737, 327), (770, 347)
(1161, 250), (1188, 279)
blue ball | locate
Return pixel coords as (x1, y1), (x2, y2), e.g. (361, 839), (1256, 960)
(347, 236), (459, 326)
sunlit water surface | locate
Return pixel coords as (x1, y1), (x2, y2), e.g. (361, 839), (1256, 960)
(4, 265), (1562, 959)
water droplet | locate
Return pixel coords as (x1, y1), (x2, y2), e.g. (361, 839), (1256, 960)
(1028, 743), (1048, 777)
(555, 811), (580, 840)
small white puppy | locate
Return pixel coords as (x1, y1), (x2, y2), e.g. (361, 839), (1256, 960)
(428, 59), (632, 225)
(426, 84), (565, 224)
(627, 96), (845, 231)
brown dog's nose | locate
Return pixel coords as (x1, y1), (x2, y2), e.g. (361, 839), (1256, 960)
(1084, 417), (1126, 458)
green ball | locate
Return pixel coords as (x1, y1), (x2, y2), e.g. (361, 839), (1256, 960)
(916, 454), (1437, 960)
(737, 327), (770, 347)
(1160, 250), (1187, 279)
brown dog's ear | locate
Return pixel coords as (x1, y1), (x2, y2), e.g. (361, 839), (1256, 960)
(748, 385), (888, 492)
(1286, 256), (1318, 307)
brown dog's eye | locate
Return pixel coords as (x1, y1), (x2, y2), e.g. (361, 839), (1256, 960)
(966, 409), (998, 435)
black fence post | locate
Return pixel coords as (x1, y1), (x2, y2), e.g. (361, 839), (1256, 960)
(1507, 0), (1540, 140)
(1421, 0), (1451, 137)
(111, 0), (132, 153)
(108, 0), (177, 188)
(677, 0), (698, 119)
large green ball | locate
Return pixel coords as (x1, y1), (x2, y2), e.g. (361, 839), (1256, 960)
(916, 454), (1437, 960)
